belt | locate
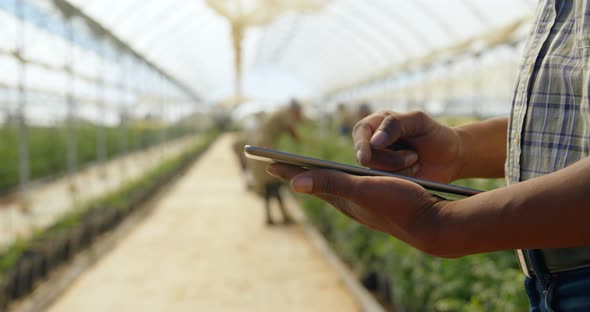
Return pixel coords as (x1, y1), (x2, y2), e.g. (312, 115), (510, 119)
(517, 248), (590, 278)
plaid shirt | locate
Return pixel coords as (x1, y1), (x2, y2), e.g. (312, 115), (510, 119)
(507, 0), (590, 184)
(508, 0), (590, 275)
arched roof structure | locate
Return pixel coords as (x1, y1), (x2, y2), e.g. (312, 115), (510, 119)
(62, 0), (537, 103)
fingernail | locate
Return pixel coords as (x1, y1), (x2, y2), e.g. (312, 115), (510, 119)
(291, 176), (313, 193)
(266, 164), (278, 177)
(405, 153), (418, 166)
(370, 130), (387, 146)
(356, 150), (366, 165)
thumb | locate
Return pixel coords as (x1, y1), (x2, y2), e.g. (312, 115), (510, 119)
(291, 169), (357, 198)
(292, 169), (430, 207)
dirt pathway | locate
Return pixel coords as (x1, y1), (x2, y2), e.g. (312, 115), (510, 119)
(48, 134), (359, 312)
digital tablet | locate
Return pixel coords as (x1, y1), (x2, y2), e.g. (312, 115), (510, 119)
(243, 145), (482, 200)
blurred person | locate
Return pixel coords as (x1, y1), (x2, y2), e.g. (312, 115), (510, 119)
(354, 102), (372, 124)
(334, 103), (354, 136)
(267, 1), (590, 310)
(232, 111), (266, 189)
(248, 99), (303, 226)
(232, 136), (249, 172)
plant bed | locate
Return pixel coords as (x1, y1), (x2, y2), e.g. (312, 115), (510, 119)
(125, 188), (150, 211)
(0, 269), (16, 309)
(49, 230), (73, 264)
(0, 124), (198, 192)
(0, 130), (219, 307)
(30, 239), (61, 277)
(13, 257), (34, 299)
(2, 270), (17, 301)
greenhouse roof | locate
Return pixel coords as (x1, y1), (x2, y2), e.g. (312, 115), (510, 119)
(11, 0), (538, 103)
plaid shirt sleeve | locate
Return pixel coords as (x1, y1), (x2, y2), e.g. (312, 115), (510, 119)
(507, 0), (590, 184)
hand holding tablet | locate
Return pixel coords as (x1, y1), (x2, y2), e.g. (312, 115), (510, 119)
(244, 145), (481, 200)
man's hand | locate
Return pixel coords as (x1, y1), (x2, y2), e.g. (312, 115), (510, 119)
(267, 163), (449, 256)
(353, 111), (463, 183)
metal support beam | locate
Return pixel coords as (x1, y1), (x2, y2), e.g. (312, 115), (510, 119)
(64, 17), (78, 191)
(96, 39), (107, 169)
(16, 0), (31, 213)
(54, 0), (201, 102)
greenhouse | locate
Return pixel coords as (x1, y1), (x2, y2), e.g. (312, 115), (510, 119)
(2, 0), (589, 311)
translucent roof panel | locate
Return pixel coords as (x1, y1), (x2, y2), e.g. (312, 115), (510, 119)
(65, 0), (537, 103)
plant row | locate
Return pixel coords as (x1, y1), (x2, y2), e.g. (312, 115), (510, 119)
(0, 130), (218, 310)
(0, 123), (197, 193)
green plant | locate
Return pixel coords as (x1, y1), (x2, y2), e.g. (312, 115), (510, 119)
(0, 123), (200, 192)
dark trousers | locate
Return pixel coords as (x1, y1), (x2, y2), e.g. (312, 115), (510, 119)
(525, 250), (590, 311)
(264, 182), (293, 224)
